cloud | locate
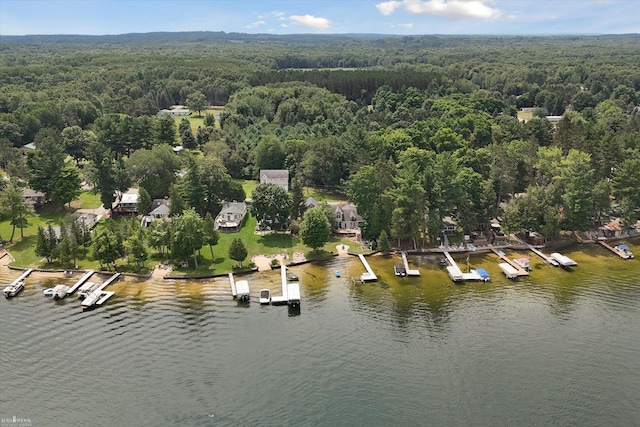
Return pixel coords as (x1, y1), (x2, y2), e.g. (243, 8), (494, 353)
(245, 20), (266, 29)
(376, 1), (403, 16)
(380, 0), (501, 20)
(288, 14), (330, 29)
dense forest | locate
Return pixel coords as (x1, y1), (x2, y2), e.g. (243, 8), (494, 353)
(1, 32), (639, 248)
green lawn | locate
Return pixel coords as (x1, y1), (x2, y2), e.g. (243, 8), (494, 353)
(303, 186), (347, 203)
(172, 107), (224, 134)
(236, 179), (258, 198)
(70, 191), (102, 209)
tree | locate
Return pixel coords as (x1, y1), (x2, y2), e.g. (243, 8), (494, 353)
(0, 180), (33, 242)
(35, 226), (56, 263)
(300, 206), (332, 251)
(378, 230), (390, 253)
(251, 183), (291, 231)
(50, 165), (82, 207)
(61, 125), (94, 163)
(171, 208), (205, 268)
(126, 230), (148, 272)
(186, 91), (207, 116)
(93, 230), (124, 270)
(203, 212), (220, 262)
(228, 237), (247, 267)
(138, 187), (152, 217)
(27, 130), (66, 199)
(85, 140), (117, 210)
(126, 144), (180, 199)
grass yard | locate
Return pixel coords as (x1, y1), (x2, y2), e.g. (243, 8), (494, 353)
(236, 179), (259, 198)
(303, 186), (347, 203)
(70, 190), (102, 210)
(172, 107), (224, 134)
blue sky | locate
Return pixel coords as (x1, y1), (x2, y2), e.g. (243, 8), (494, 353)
(0, 0), (638, 36)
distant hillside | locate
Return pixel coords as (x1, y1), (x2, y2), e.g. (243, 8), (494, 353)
(0, 31), (403, 45)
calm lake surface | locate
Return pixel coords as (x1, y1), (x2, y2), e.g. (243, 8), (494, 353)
(2, 241), (640, 426)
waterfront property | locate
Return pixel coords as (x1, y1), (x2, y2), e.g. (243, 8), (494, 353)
(215, 202), (247, 232)
(490, 248), (529, 277)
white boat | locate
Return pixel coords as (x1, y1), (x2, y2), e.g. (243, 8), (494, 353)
(81, 289), (102, 311)
(513, 257), (531, 271)
(43, 288), (55, 297)
(614, 244), (634, 259)
(259, 288), (271, 305)
(78, 281), (100, 300)
(499, 263), (519, 279)
(287, 283), (301, 308)
(394, 263), (407, 277)
(52, 284), (70, 300)
(4, 280), (25, 298)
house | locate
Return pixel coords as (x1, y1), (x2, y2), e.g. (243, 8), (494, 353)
(22, 188), (46, 207)
(215, 201), (247, 232)
(601, 219), (624, 238)
(333, 202), (363, 231)
(73, 212), (99, 230)
(442, 216), (457, 234)
(305, 198), (363, 234)
(113, 189), (139, 214)
(260, 169), (289, 192)
(141, 199), (171, 227)
(526, 231), (545, 246)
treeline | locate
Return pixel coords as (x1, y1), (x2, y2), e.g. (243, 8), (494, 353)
(0, 34), (639, 247)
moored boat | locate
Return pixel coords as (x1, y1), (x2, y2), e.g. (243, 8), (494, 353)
(43, 288), (55, 297)
(259, 288), (271, 305)
(4, 280), (25, 298)
(52, 284), (70, 300)
(614, 244), (634, 259)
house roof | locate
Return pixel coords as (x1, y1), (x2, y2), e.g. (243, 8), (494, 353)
(121, 193), (139, 204)
(151, 198), (170, 211)
(260, 169), (289, 180)
(150, 204), (171, 216)
(305, 197), (319, 208)
(337, 202), (363, 222)
(220, 201), (246, 215)
(22, 188), (45, 198)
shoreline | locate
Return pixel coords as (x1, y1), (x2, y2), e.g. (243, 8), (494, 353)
(1, 233), (637, 281)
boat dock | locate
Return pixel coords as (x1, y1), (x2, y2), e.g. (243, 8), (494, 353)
(527, 245), (560, 267)
(358, 254), (377, 282)
(443, 252), (489, 282)
(67, 270), (95, 295)
(597, 241), (634, 259)
(490, 248), (529, 277)
(11, 268), (33, 286)
(270, 265), (300, 307)
(401, 252), (420, 276)
(80, 273), (120, 310)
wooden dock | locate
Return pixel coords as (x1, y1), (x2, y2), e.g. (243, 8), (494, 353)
(490, 248), (529, 277)
(597, 240), (633, 259)
(358, 254), (377, 282)
(98, 273), (121, 291)
(401, 252), (420, 276)
(228, 273), (237, 298)
(270, 265), (290, 305)
(527, 245), (560, 267)
(67, 270), (95, 295)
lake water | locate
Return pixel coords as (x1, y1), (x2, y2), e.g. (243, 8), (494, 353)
(1, 241), (639, 426)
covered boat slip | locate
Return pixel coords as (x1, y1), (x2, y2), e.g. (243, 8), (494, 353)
(499, 262), (520, 279)
(228, 273), (250, 302)
(550, 252), (578, 268)
(490, 248), (530, 277)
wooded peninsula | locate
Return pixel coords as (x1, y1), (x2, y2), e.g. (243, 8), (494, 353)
(0, 32), (639, 273)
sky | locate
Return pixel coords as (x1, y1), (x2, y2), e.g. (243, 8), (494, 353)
(0, 0), (638, 36)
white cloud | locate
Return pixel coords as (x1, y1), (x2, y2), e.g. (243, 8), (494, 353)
(376, 1), (403, 16)
(288, 14), (330, 29)
(401, 0), (500, 20)
(246, 20), (266, 29)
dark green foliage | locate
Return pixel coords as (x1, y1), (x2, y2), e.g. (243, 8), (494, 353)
(228, 237), (247, 267)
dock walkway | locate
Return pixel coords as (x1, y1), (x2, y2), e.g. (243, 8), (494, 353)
(10, 269), (33, 286)
(67, 270), (95, 295)
(401, 252), (420, 276)
(527, 245), (560, 266)
(358, 254), (377, 282)
(490, 248), (529, 277)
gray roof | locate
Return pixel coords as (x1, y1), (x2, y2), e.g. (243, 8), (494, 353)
(220, 201), (246, 215)
(260, 169), (289, 179)
(151, 198), (170, 211)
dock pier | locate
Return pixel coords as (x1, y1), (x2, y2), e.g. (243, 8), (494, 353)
(67, 270), (95, 295)
(81, 273), (120, 310)
(443, 252), (489, 282)
(401, 252), (420, 276)
(270, 265), (300, 306)
(358, 254), (377, 282)
(597, 240), (634, 259)
(12, 268), (34, 285)
(527, 245), (560, 267)
(490, 248), (529, 278)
